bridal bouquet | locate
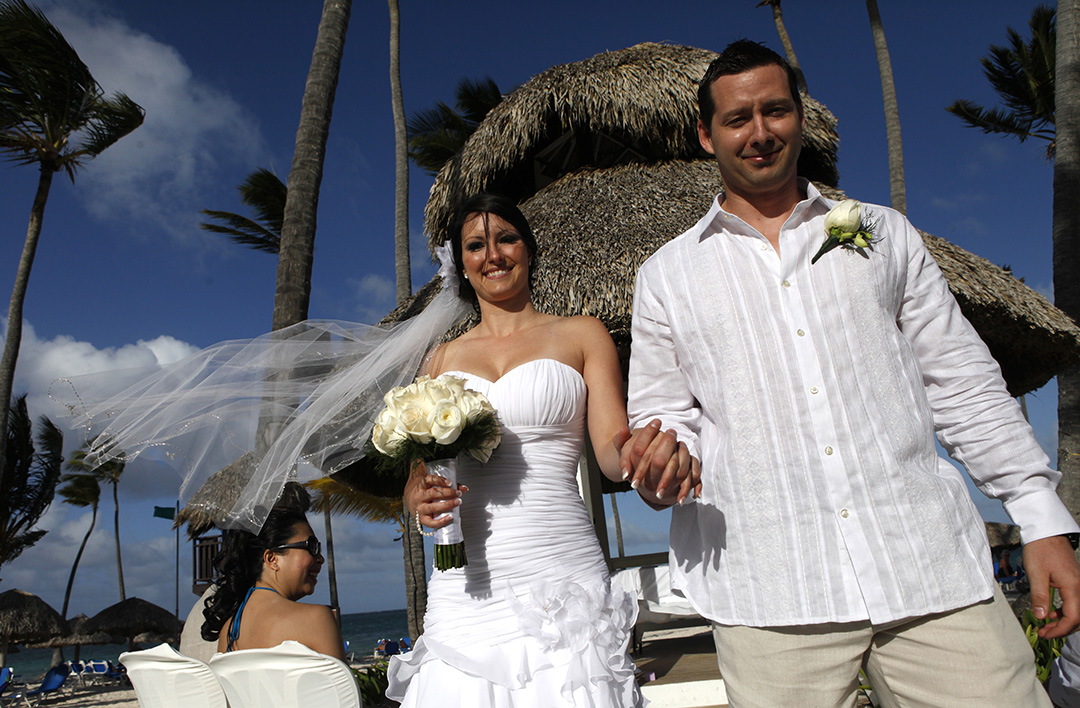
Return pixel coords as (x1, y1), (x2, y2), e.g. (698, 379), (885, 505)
(369, 374), (501, 570)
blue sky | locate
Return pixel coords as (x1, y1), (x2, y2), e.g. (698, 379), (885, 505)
(0, 0), (1060, 619)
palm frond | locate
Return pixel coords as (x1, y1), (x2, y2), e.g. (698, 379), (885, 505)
(200, 209), (281, 253)
(307, 478), (404, 528)
(58, 472), (101, 508)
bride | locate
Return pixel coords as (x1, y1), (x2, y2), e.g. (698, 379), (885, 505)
(386, 193), (693, 707)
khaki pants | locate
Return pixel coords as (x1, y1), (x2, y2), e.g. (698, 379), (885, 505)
(711, 586), (1049, 708)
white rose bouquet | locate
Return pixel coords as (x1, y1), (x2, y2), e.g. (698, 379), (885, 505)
(368, 374), (501, 570)
(811, 199), (879, 265)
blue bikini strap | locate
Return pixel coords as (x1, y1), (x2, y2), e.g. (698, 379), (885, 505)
(226, 585), (280, 651)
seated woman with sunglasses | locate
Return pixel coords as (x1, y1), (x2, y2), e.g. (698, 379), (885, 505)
(201, 503), (344, 658)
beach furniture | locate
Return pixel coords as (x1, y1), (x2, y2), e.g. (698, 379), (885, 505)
(209, 640), (362, 708)
(84, 660), (123, 684)
(120, 643), (228, 708)
(0, 666), (13, 703)
(8, 663), (69, 707)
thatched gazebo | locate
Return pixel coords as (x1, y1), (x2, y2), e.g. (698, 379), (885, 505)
(399, 41), (1080, 398)
(175, 456), (311, 537)
(0, 589), (69, 665)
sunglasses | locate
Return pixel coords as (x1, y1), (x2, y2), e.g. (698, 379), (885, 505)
(273, 535), (321, 557)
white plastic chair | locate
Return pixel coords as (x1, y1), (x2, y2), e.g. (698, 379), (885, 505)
(120, 643), (229, 708)
(209, 640), (362, 708)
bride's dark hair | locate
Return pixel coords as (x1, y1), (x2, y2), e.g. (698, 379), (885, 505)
(200, 494), (310, 641)
(449, 193), (538, 306)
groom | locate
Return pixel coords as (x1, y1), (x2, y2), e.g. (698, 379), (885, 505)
(621, 39), (1080, 707)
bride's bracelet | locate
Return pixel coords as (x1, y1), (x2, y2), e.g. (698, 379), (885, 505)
(415, 511), (434, 537)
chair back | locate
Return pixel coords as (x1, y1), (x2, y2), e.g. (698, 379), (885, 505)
(209, 640), (361, 708)
(0, 666), (10, 694)
(120, 643), (228, 708)
(39, 664), (69, 691)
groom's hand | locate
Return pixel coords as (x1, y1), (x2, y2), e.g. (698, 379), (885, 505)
(619, 419), (699, 507)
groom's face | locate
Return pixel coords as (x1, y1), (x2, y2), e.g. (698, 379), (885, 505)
(697, 63), (804, 202)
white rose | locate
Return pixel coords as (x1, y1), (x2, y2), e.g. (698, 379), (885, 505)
(371, 408), (407, 455)
(457, 390), (486, 420)
(429, 400), (465, 445)
(438, 374), (469, 399)
(399, 402), (432, 443)
(824, 199), (861, 234)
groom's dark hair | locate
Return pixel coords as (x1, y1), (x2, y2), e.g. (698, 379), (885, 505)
(449, 193), (538, 307)
(698, 39), (803, 126)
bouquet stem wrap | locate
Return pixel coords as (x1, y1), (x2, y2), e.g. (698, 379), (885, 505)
(429, 457), (467, 571)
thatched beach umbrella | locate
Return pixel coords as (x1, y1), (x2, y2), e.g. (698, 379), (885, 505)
(25, 613), (118, 649)
(82, 598), (182, 647)
(402, 42), (1080, 397)
(985, 522), (1023, 550)
(0, 589), (69, 665)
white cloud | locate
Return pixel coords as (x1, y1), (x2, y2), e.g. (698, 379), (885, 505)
(349, 273), (397, 323)
(39, 2), (266, 245)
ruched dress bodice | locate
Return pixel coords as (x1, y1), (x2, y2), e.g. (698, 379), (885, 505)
(386, 359), (643, 707)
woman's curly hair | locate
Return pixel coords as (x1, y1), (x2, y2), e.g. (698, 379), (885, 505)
(200, 505), (310, 641)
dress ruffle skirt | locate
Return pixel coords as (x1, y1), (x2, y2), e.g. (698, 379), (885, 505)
(386, 360), (644, 707)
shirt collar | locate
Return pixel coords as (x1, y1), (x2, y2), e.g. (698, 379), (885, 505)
(695, 178), (830, 241)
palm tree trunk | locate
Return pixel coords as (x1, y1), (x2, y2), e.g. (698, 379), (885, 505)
(0, 165), (54, 488)
(762, 0), (807, 94)
(389, 0), (411, 303)
(402, 520), (427, 640)
(866, 0), (907, 215)
(323, 506), (339, 612)
(1054, 0), (1080, 520)
(113, 482), (125, 600)
(610, 493), (625, 557)
(54, 505), (97, 667)
(271, 0), (352, 332)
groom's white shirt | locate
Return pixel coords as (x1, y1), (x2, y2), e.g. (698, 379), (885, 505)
(628, 180), (1078, 627)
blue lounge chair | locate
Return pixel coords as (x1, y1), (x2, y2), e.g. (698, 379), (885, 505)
(9, 664), (69, 707)
(1, 666), (13, 703)
(399, 636), (412, 652)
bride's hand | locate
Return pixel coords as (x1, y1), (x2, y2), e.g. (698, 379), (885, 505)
(405, 460), (467, 530)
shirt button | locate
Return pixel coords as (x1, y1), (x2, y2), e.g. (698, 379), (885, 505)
(825, 446), (834, 455)
(797, 329), (805, 337)
(761, 243), (769, 251)
(810, 386), (819, 394)
(840, 508), (849, 518)
(782, 280), (791, 288)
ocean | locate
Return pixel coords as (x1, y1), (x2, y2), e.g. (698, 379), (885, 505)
(4, 607), (408, 683)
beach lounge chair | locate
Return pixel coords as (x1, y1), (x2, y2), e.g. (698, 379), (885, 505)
(8, 664), (69, 707)
(120, 643), (228, 708)
(0, 666), (13, 704)
(209, 640), (362, 708)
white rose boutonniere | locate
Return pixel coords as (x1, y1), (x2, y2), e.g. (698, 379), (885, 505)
(812, 199), (879, 264)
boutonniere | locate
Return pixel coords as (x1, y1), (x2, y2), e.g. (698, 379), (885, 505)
(811, 199), (878, 264)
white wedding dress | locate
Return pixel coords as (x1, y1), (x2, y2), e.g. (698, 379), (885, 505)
(386, 358), (644, 707)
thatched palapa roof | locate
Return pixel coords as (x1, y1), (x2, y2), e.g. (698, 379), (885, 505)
(82, 597), (182, 641)
(389, 42), (1080, 397)
(0, 589), (69, 645)
(175, 456), (310, 537)
(424, 42), (838, 250)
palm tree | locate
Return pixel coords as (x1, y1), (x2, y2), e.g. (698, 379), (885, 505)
(65, 448), (126, 600)
(271, 0), (351, 333)
(407, 77), (504, 176)
(307, 477), (421, 636)
(388, 0), (411, 304)
(52, 473), (99, 664)
(755, 0), (807, 94)
(865, 0), (906, 215)
(946, 5), (1056, 159)
(0, 0), (144, 486)
(200, 168), (286, 254)
(0, 395), (62, 581)
(1054, 0), (1080, 519)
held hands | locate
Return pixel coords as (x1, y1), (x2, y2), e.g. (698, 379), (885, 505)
(616, 419), (701, 507)
(1023, 535), (1080, 639)
(405, 460), (468, 531)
